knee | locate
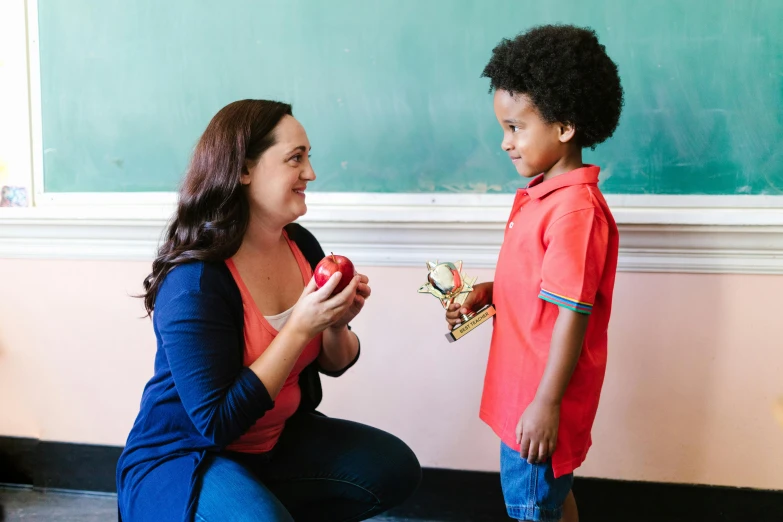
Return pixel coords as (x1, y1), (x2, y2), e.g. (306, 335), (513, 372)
(375, 433), (422, 508)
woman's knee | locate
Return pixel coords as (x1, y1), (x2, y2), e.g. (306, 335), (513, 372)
(279, 415), (421, 511)
(373, 431), (422, 508)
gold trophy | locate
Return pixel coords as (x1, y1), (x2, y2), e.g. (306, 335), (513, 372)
(418, 260), (496, 343)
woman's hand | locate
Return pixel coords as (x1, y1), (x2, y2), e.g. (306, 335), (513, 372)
(287, 272), (361, 340)
(328, 273), (370, 330)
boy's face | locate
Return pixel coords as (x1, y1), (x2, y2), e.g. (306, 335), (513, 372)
(492, 89), (570, 179)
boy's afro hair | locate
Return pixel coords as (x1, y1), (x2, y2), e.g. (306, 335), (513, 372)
(482, 25), (624, 149)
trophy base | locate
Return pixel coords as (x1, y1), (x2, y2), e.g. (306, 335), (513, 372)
(446, 304), (496, 343)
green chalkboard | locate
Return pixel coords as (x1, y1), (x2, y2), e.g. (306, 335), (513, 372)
(38, 0), (783, 194)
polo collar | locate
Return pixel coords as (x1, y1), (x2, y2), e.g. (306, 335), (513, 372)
(525, 165), (601, 200)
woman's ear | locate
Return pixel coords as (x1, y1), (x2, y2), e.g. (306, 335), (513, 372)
(240, 160), (254, 185)
(558, 122), (577, 144)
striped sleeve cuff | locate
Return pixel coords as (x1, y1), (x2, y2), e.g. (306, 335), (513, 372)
(539, 289), (593, 315)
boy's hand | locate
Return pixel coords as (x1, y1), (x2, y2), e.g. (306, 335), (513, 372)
(445, 282), (493, 329)
(516, 398), (560, 464)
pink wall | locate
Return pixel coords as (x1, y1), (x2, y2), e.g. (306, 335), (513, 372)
(1, 259), (781, 489)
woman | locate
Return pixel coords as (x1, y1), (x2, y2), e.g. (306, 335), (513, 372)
(117, 100), (421, 522)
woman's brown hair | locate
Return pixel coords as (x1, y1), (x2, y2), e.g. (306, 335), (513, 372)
(141, 99), (292, 315)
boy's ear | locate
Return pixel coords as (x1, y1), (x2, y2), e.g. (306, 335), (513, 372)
(558, 122), (577, 144)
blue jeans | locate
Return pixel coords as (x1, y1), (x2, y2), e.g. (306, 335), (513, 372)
(500, 442), (573, 522)
(194, 412), (421, 522)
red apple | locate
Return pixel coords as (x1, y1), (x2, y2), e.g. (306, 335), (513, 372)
(314, 253), (355, 295)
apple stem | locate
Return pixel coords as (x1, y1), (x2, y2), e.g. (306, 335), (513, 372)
(331, 252), (336, 263)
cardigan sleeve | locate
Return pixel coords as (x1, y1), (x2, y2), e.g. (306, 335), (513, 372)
(154, 284), (274, 447)
(318, 330), (361, 378)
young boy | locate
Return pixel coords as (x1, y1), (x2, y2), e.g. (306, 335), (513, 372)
(446, 25), (623, 522)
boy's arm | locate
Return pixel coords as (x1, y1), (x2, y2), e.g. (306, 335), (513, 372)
(520, 207), (608, 463)
(517, 307), (589, 463)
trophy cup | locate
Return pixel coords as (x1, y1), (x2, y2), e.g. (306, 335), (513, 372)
(418, 260), (496, 343)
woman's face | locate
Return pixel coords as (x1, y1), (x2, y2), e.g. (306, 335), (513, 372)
(241, 115), (315, 226)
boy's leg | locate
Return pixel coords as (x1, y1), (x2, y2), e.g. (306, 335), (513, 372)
(500, 442), (573, 522)
(560, 490), (578, 522)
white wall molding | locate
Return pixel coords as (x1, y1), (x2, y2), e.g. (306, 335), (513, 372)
(2, 195), (783, 274)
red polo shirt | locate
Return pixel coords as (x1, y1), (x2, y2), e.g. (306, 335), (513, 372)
(480, 165), (619, 478)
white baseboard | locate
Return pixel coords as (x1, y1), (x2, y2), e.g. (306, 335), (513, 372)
(2, 194), (783, 274)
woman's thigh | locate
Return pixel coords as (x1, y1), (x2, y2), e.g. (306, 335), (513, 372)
(194, 454), (293, 522)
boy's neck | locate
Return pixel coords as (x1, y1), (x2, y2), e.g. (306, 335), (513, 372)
(542, 148), (584, 182)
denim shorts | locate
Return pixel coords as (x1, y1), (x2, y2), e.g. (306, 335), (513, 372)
(500, 442), (574, 521)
